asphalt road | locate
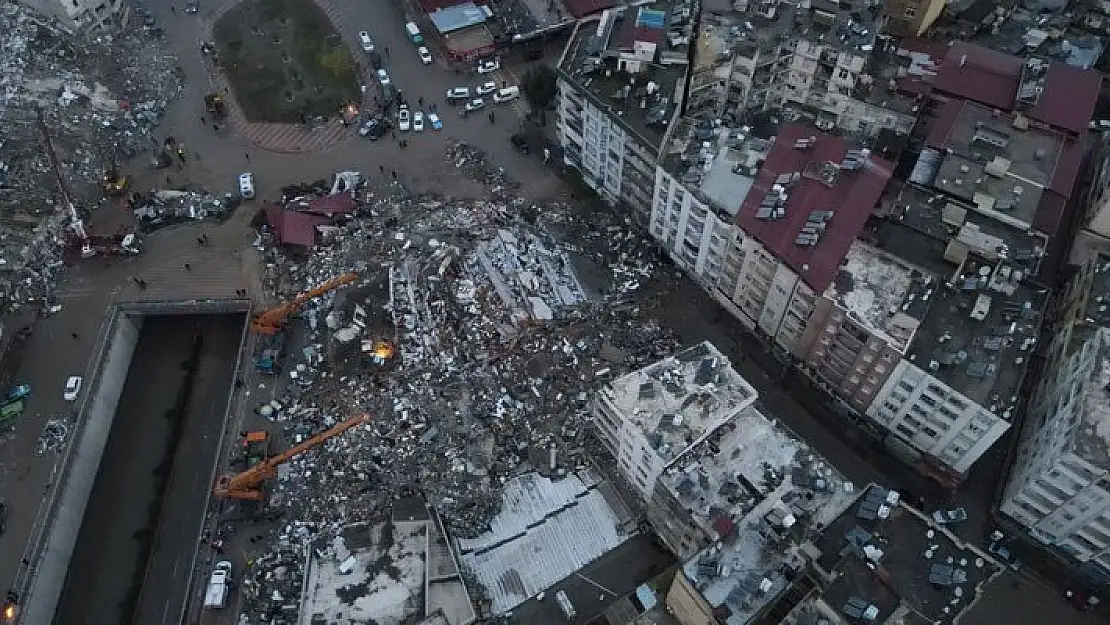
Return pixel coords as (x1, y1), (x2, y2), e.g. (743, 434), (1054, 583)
(50, 314), (240, 625)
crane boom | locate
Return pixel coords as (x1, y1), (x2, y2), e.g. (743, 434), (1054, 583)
(214, 413), (370, 500)
(250, 271), (359, 335)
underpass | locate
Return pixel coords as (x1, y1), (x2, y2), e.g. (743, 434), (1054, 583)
(14, 301), (249, 625)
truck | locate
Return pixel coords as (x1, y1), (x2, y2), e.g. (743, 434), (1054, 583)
(0, 400), (24, 427)
(203, 560), (233, 609)
(405, 22), (423, 45)
(254, 331), (286, 374)
(240, 431), (270, 467)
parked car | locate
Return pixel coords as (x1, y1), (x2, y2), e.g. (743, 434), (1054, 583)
(493, 86), (520, 103)
(477, 59), (499, 74)
(987, 541), (1022, 571)
(475, 81), (497, 96)
(376, 68), (391, 85)
(63, 376), (82, 402)
(510, 133), (530, 154)
(412, 111), (425, 132)
(428, 112), (442, 130)
(238, 172), (255, 199)
(359, 117), (387, 139)
(445, 87), (471, 101)
(463, 98), (485, 113)
(417, 46), (433, 64)
(358, 31), (375, 52)
(930, 507), (968, 525)
(397, 105), (411, 131)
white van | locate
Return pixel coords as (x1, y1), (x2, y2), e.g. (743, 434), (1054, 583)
(203, 561), (233, 609)
(493, 86), (520, 104)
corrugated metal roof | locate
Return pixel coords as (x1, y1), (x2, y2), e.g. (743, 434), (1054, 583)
(264, 204), (326, 247)
(457, 472), (628, 615)
(1030, 63), (1103, 135)
(429, 2), (488, 34)
(303, 193), (356, 216)
(932, 42), (1022, 110)
(734, 124), (894, 293)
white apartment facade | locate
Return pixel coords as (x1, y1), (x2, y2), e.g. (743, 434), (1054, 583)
(866, 360), (1011, 475)
(650, 168), (739, 286)
(22, 0), (127, 31)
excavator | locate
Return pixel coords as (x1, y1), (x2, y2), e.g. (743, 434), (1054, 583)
(213, 413), (369, 501)
(250, 271), (359, 335)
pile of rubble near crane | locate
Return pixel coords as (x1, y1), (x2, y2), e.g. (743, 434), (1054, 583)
(223, 143), (679, 623)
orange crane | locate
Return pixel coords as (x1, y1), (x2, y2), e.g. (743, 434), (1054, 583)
(250, 271), (359, 335)
(213, 413), (370, 500)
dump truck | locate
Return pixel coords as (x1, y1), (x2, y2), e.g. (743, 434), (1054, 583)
(255, 331), (285, 373)
(101, 167), (128, 196)
(240, 431), (269, 467)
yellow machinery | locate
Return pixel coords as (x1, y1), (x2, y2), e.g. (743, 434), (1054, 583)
(101, 167), (128, 196)
(250, 272), (359, 335)
(214, 414), (369, 501)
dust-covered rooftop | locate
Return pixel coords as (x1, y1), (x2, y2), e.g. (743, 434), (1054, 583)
(675, 408), (856, 625)
(557, 1), (693, 152)
(596, 341), (758, 465)
(1068, 327), (1110, 469)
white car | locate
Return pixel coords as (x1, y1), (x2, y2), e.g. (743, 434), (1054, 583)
(445, 86), (471, 101)
(358, 31), (375, 52)
(428, 112), (442, 130)
(413, 111), (425, 132)
(417, 46), (433, 64)
(398, 105), (411, 131)
(477, 59), (500, 74)
(63, 376), (82, 402)
(376, 68), (390, 85)
(475, 81), (497, 96)
(493, 86), (520, 103)
(238, 172), (255, 199)
(464, 98), (485, 113)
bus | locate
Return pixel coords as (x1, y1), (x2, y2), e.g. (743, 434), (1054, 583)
(405, 22), (423, 45)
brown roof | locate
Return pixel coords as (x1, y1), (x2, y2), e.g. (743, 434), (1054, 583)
(302, 193), (357, 217)
(265, 205), (327, 248)
(562, 0), (617, 19)
(1030, 63), (1103, 135)
(932, 42), (1022, 110)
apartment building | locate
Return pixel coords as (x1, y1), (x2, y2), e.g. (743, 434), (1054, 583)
(556, 2), (691, 218)
(698, 2), (917, 137)
(21, 0), (127, 31)
(591, 342), (757, 500)
(1000, 255), (1110, 578)
(880, 0), (946, 37)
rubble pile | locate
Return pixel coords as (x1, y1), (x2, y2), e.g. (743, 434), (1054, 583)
(237, 151), (678, 622)
(0, 3), (184, 310)
(132, 189), (238, 230)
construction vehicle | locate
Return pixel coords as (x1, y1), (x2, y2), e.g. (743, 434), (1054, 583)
(205, 93), (228, 119)
(232, 431), (270, 469)
(250, 272), (359, 335)
(214, 413), (369, 500)
(101, 167), (128, 196)
(254, 331), (285, 373)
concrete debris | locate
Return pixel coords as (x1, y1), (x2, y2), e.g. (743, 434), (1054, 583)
(0, 3), (184, 312)
(132, 189), (240, 231)
(235, 147), (675, 624)
(36, 416), (71, 454)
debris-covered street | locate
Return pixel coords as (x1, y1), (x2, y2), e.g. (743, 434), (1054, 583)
(227, 141), (681, 622)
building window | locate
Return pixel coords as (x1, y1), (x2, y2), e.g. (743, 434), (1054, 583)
(904, 6), (918, 18)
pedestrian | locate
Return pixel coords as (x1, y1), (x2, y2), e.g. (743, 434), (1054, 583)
(138, 279), (148, 290)
(385, 46), (390, 57)
(212, 124), (219, 132)
(170, 4), (176, 13)
(197, 236), (204, 247)
(379, 165), (385, 173)
(184, 263), (192, 271)
(391, 130), (396, 139)
(244, 152), (251, 162)
(418, 96), (424, 107)
(202, 233), (209, 245)
(71, 332), (79, 339)
(391, 170), (397, 179)
(200, 115), (206, 125)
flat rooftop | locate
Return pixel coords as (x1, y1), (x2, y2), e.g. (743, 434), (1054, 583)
(558, 2), (693, 152)
(714, 0), (880, 55)
(677, 413), (856, 625)
(814, 485), (1000, 625)
(457, 471), (630, 615)
(598, 341), (757, 465)
(872, 184), (1048, 414)
(301, 522), (428, 625)
(826, 240), (932, 353)
(659, 117), (772, 217)
(735, 124), (894, 293)
(662, 404), (856, 542)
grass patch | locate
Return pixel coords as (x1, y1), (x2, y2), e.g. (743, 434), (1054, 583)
(214, 0), (360, 123)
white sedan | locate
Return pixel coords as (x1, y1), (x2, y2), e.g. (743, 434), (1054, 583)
(475, 81), (497, 96)
(398, 105), (411, 131)
(376, 68), (390, 85)
(418, 46), (433, 65)
(413, 111), (425, 132)
(63, 376), (83, 402)
(477, 59), (499, 74)
(358, 31), (375, 52)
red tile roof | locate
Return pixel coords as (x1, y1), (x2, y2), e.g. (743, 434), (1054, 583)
(302, 193), (357, 217)
(735, 124), (894, 293)
(1030, 63), (1103, 135)
(932, 41), (1022, 110)
(562, 0), (617, 19)
(265, 205), (327, 248)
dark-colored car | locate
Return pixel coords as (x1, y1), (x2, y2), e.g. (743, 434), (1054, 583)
(510, 133), (530, 154)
